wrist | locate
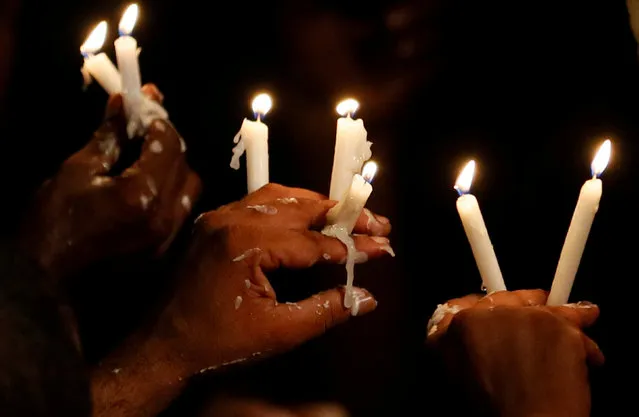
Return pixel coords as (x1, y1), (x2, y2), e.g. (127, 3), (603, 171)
(91, 327), (189, 417)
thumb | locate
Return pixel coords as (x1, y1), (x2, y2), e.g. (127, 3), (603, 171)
(64, 94), (126, 176)
(272, 287), (376, 349)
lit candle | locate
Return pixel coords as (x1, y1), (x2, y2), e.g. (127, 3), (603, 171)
(329, 99), (372, 201)
(323, 161), (377, 311)
(454, 160), (506, 293)
(547, 139), (611, 306)
(80, 21), (122, 95)
(115, 4), (141, 109)
(114, 3), (167, 138)
(230, 93), (272, 193)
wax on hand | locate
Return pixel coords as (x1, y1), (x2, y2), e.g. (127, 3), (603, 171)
(329, 99), (372, 201)
(231, 93), (272, 193)
(547, 140), (611, 305)
(323, 161), (377, 312)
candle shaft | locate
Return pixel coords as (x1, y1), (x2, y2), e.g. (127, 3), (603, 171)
(456, 194), (506, 293)
(547, 178), (602, 306)
(327, 174), (372, 233)
(83, 53), (122, 95)
(231, 118), (269, 193)
(329, 117), (371, 201)
(114, 35), (142, 108)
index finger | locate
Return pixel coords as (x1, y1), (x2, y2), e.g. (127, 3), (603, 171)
(474, 289), (548, 308)
(63, 94), (126, 176)
(426, 294), (483, 339)
(538, 302), (600, 329)
(242, 183), (327, 205)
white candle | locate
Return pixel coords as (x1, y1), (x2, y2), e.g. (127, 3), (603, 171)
(323, 161), (377, 311)
(80, 21), (122, 95)
(113, 4), (168, 138)
(230, 93), (272, 193)
(329, 99), (372, 201)
(547, 139), (611, 306)
(454, 160), (506, 293)
(115, 4), (142, 109)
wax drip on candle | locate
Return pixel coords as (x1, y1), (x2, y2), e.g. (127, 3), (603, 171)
(323, 161), (377, 311)
(231, 93), (272, 169)
(116, 4), (168, 138)
(336, 99), (374, 177)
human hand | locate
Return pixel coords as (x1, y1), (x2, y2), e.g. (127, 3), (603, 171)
(153, 184), (393, 377)
(426, 290), (603, 417)
(19, 84), (201, 282)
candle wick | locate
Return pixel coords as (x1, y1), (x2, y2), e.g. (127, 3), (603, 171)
(256, 113), (261, 123)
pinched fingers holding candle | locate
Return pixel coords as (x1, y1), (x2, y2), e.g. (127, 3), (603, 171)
(430, 301), (603, 417)
(168, 203), (393, 370)
(89, 209), (393, 417)
(19, 86), (201, 282)
(202, 183), (391, 238)
(426, 289), (601, 342)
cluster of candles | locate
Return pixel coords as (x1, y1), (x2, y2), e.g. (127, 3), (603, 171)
(230, 93), (375, 310)
(455, 139), (611, 305)
(79, 4), (610, 308)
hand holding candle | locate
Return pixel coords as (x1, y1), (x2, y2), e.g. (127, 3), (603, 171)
(329, 99), (373, 201)
(547, 140), (611, 306)
(80, 21), (122, 95)
(230, 93), (272, 194)
(114, 3), (167, 138)
(323, 161), (378, 312)
(454, 160), (506, 293)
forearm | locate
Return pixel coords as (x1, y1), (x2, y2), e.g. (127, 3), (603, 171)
(90, 329), (189, 417)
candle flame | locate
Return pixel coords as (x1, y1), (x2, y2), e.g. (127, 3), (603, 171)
(454, 160), (476, 195)
(119, 4), (139, 36)
(362, 161), (378, 183)
(591, 139), (611, 178)
(80, 21), (107, 55)
(251, 93), (273, 117)
(336, 98), (359, 117)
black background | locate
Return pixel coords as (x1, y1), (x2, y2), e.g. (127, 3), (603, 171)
(1, 0), (636, 415)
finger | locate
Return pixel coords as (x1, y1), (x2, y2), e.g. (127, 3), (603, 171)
(239, 198), (337, 230)
(475, 289), (548, 308)
(255, 231), (395, 271)
(64, 94), (126, 176)
(234, 199), (391, 237)
(123, 119), (184, 188)
(242, 183), (327, 205)
(353, 208), (391, 237)
(157, 170), (203, 254)
(538, 302), (600, 329)
(426, 294), (483, 341)
(582, 334), (605, 367)
(271, 287), (377, 349)
(140, 83), (164, 104)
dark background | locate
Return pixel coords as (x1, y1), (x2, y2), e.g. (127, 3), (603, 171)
(0, 0), (636, 415)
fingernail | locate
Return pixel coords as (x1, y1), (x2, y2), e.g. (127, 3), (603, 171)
(142, 84), (164, 102)
(351, 288), (377, 316)
(371, 236), (389, 244)
(370, 237), (395, 257)
(576, 301), (597, 308)
(374, 214), (390, 225)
